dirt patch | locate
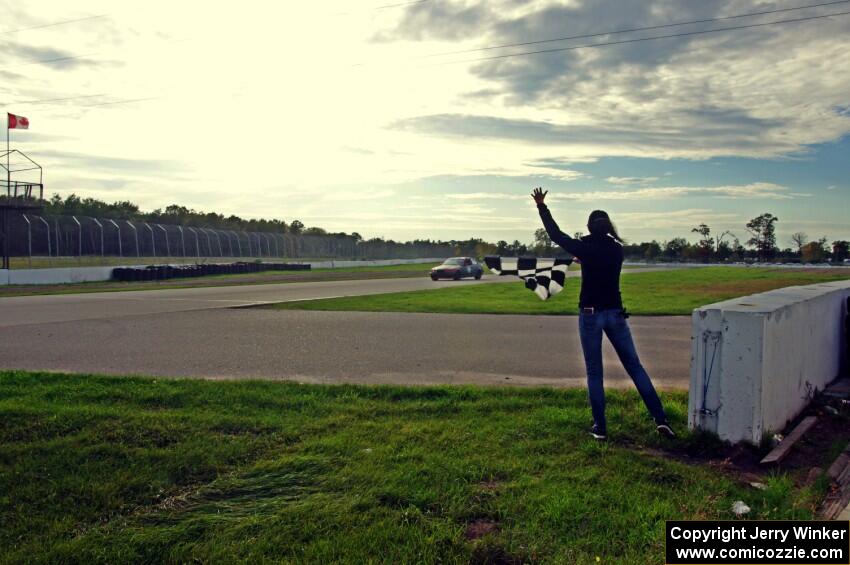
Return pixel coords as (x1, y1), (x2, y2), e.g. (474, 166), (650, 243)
(780, 400), (850, 481)
(702, 442), (765, 479)
(477, 480), (501, 491)
(634, 443), (764, 489)
(470, 546), (525, 565)
(636, 392), (850, 493)
(465, 519), (499, 540)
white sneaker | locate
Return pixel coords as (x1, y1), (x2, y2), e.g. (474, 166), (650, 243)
(656, 423), (675, 438)
(589, 425), (607, 441)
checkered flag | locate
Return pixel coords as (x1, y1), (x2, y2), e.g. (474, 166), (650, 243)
(484, 256), (572, 300)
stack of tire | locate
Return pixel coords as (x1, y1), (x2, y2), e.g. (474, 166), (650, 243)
(112, 262), (311, 282)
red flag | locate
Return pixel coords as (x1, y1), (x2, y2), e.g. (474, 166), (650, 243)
(8, 113), (29, 129)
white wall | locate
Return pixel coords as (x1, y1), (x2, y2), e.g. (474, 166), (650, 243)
(2, 266), (116, 285)
(0, 258), (442, 286)
(689, 280), (850, 444)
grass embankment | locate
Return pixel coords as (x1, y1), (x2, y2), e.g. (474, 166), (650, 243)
(0, 371), (829, 564)
(0, 262), (440, 298)
(273, 267), (850, 316)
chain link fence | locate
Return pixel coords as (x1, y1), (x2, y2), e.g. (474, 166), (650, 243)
(4, 213), (454, 268)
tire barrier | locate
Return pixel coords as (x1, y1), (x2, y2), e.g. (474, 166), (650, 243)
(112, 262), (311, 282)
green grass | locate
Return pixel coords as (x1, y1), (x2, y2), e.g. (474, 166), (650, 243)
(0, 371), (825, 564)
(273, 266), (850, 316)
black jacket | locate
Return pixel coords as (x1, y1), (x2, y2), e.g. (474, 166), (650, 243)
(537, 203), (624, 310)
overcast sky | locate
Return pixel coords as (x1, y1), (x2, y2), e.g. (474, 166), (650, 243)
(4, 0), (849, 246)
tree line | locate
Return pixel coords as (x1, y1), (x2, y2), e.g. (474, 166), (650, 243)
(530, 212), (848, 263)
(44, 194), (302, 235)
(41, 195), (848, 262)
(39, 194), (498, 258)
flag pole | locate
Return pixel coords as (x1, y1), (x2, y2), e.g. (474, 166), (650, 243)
(3, 113), (7, 269)
(6, 113), (9, 198)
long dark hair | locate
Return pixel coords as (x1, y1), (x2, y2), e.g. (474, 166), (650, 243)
(587, 210), (623, 242)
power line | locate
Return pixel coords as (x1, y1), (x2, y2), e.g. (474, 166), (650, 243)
(1, 13), (107, 35)
(79, 96), (159, 107)
(375, 0), (429, 9)
(424, 0), (850, 58)
(335, 0), (429, 16)
(439, 9), (850, 66)
(3, 93), (158, 111)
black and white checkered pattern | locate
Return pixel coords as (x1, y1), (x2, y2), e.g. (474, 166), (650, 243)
(484, 256), (572, 300)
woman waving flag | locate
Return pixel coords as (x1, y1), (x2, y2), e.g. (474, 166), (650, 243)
(532, 187), (674, 441)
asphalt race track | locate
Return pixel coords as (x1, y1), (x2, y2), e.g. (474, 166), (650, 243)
(0, 274), (692, 388)
(0, 276), (513, 327)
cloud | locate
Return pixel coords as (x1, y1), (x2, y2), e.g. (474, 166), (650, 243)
(372, 1), (495, 42)
(527, 156), (598, 166)
(381, 0), (850, 160)
(2, 42), (108, 71)
(0, 69), (26, 81)
(329, 189), (396, 201)
(451, 168), (583, 181)
(36, 149), (188, 175)
(2, 131), (73, 143)
(447, 192), (526, 201)
(303, 212), (531, 231)
(1, 2), (846, 244)
(778, 219), (850, 231)
(446, 182), (802, 202)
(587, 182), (798, 200)
(390, 112), (798, 158)
(340, 145), (375, 155)
(606, 176), (659, 185)
(615, 208), (741, 229)
(523, 156), (593, 180)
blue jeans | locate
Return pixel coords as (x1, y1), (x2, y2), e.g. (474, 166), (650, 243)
(578, 308), (667, 432)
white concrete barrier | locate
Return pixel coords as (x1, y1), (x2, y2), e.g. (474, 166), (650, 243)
(1, 266), (116, 285)
(689, 280), (850, 444)
(0, 258), (444, 286)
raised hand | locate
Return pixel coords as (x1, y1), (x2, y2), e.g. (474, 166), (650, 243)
(531, 187), (548, 205)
